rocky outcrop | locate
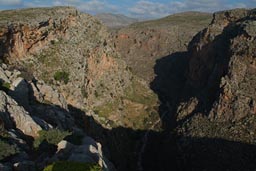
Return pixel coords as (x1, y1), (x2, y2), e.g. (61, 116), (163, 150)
(0, 64), (114, 171)
(55, 137), (115, 171)
(181, 8), (256, 122)
(0, 90), (42, 137)
(30, 80), (68, 110)
(0, 7), (79, 61)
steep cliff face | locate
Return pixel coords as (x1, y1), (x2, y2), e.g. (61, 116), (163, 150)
(172, 9), (256, 142)
(141, 9), (256, 171)
(0, 7), (158, 129)
(181, 8), (256, 122)
(0, 7), (79, 60)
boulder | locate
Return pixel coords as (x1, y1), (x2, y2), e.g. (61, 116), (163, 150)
(0, 67), (10, 83)
(30, 81), (68, 110)
(68, 137), (106, 168)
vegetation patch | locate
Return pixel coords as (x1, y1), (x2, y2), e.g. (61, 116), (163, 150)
(93, 78), (159, 129)
(54, 71), (69, 84)
(33, 129), (71, 149)
(124, 78), (158, 105)
(43, 161), (101, 171)
(94, 100), (119, 118)
(0, 81), (10, 93)
(0, 139), (19, 161)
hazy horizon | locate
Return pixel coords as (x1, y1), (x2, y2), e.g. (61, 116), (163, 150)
(0, 0), (255, 19)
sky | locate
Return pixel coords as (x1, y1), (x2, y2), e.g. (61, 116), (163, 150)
(0, 0), (255, 19)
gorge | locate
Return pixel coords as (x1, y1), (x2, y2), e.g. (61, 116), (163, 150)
(0, 6), (255, 171)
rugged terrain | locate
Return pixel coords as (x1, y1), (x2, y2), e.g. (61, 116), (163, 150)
(111, 12), (212, 82)
(0, 6), (158, 171)
(0, 64), (114, 171)
(0, 7), (158, 130)
(0, 6), (256, 171)
(143, 8), (256, 171)
(95, 13), (138, 28)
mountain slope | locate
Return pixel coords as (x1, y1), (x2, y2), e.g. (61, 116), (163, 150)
(95, 13), (138, 28)
(111, 12), (212, 82)
(0, 7), (159, 130)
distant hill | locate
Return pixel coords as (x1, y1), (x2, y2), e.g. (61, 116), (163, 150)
(95, 13), (138, 28)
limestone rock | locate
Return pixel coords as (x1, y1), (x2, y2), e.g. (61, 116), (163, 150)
(0, 67), (10, 83)
(30, 80), (68, 110)
(57, 140), (75, 152)
(68, 137), (103, 164)
(0, 91), (42, 137)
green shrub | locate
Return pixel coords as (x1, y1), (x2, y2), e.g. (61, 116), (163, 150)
(43, 161), (102, 171)
(53, 71), (69, 84)
(33, 129), (71, 148)
(0, 81), (10, 92)
(0, 139), (19, 161)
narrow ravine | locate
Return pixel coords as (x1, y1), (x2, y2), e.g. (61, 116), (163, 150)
(137, 102), (171, 171)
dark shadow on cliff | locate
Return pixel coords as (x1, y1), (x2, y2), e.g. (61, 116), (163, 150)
(68, 104), (256, 171)
(150, 51), (189, 130)
(143, 17), (256, 171)
(3, 83), (256, 171)
(150, 19), (248, 131)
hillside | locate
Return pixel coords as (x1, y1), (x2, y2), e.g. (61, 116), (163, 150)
(0, 7), (159, 171)
(95, 13), (138, 28)
(111, 12), (212, 82)
(0, 6), (256, 171)
(0, 7), (159, 130)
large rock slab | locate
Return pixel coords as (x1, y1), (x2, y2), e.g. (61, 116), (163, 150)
(0, 91), (42, 137)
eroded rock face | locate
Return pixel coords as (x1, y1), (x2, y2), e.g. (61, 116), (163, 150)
(0, 7), (78, 61)
(0, 7), (131, 110)
(181, 8), (256, 122)
(0, 7), (158, 129)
